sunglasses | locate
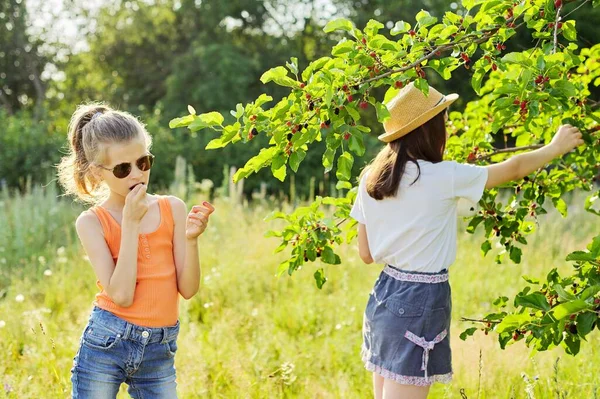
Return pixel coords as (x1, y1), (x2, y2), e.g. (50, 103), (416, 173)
(98, 154), (155, 179)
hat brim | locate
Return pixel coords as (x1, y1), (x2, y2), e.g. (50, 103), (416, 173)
(378, 93), (459, 143)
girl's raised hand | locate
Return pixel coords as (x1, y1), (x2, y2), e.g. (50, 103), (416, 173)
(186, 201), (215, 240)
(123, 183), (149, 223)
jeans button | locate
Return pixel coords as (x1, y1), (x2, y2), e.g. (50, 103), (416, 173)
(398, 308), (405, 315)
(142, 331), (149, 338)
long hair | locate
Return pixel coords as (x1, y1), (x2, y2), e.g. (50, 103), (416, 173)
(57, 102), (152, 204)
(364, 109), (447, 200)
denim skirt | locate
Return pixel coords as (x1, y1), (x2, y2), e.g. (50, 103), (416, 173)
(361, 265), (453, 386)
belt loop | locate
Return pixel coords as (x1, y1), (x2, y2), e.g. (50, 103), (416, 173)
(161, 327), (168, 344)
(123, 323), (132, 340)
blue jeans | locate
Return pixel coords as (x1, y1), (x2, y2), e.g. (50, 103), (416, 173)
(71, 306), (180, 398)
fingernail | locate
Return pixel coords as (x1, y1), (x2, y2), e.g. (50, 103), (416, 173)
(203, 201), (209, 206)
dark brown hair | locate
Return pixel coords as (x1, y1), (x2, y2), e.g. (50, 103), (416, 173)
(364, 109), (447, 200)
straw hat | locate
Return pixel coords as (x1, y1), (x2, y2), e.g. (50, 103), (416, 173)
(378, 81), (458, 143)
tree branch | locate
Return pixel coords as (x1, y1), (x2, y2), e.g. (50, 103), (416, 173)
(359, 25), (502, 86)
(471, 144), (545, 163)
(553, 3), (563, 54)
(562, 0), (590, 19)
(460, 317), (500, 324)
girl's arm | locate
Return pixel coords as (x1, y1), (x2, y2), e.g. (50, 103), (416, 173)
(75, 184), (148, 307)
(170, 196), (214, 299)
(358, 223), (374, 264)
(485, 124), (583, 189)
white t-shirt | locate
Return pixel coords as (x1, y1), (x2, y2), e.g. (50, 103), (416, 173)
(350, 160), (488, 273)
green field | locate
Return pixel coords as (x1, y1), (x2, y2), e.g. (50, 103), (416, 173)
(0, 184), (598, 398)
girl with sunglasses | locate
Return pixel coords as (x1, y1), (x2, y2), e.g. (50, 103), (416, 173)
(350, 82), (584, 399)
(58, 102), (215, 398)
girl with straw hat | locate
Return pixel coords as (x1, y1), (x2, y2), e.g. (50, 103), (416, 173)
(350, 81), (583, 398)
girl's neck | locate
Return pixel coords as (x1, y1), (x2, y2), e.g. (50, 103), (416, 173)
(100, 192), (127, 211)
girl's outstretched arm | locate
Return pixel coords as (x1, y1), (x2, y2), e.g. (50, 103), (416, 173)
(484, 124), (583, 189)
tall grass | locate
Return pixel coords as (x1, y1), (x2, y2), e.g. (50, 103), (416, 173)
(0, 184), (598, 398)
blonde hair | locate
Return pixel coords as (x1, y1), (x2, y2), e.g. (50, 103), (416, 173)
(57, 102), (153, 204)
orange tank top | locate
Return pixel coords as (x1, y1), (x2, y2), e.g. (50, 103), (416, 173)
(90, 195), (179, 327)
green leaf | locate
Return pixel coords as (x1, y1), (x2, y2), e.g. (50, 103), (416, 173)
(272, 163), (287, 182)
(551, 300), (591, 320)
(348, 131), (365, 156)
(563, 333), (580, 355)
(169, 114), (195, 129)
(439, 25), (459, 40)
(286, 57), (298, 75)
(365, 19), (385, 36)
(254, 94), (273, 108)
(383, 86), (400, 103)
(332, 40), (355, 56)
(481, 240), (492, 256)
(522, 275), (540, 285)
(324, 18), (355, 33)
(260, 66), (288, 84)
(509, 246), (522, 263)
(565, 251), (596, 263)
(553, 284), (576, 302)
(289, 149), (307, 173)
(515, 292), (551, 311)
(562, 20), (577, 41)
(416, 10), (438, 27)
(414, 78), (429, 96)
(584, 193), (600, 216)
(233, 147), (278, 182)
(322, 147), (336, 173)
(390, 21), (411, 36)
(501, 52), (532, 68)
(553, 80), (577, 97)
(336, 151), (354, 181)
(581, 285), (600, 301)
(466, 216), (484, 233)
(336, 180), (353, 190)
(205, 138), (225, 149)
(234, 103), (244, 119)
(321, 246), (341, 264)
(428, 58), (457, 80)
(314, 268), (327, 289)
(493, 296), (509, 307)
(496, 313), (531, 333)
(301, 57), (331, 82)
(375, 102), (391, 123)
(459, 327), (478, 341)
(188, 112), (225, 131)
(346, 106), (360, 121)
(471, 67), (487, 95)
(576, 312), (597, 336)
(553, 197), (568, 217)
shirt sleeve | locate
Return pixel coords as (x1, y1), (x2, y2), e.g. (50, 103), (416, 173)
(349, 174), (367, 224)
(453, 161), (488, 204)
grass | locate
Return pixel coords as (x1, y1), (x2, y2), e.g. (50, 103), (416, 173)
(0, 183), (599, 398)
